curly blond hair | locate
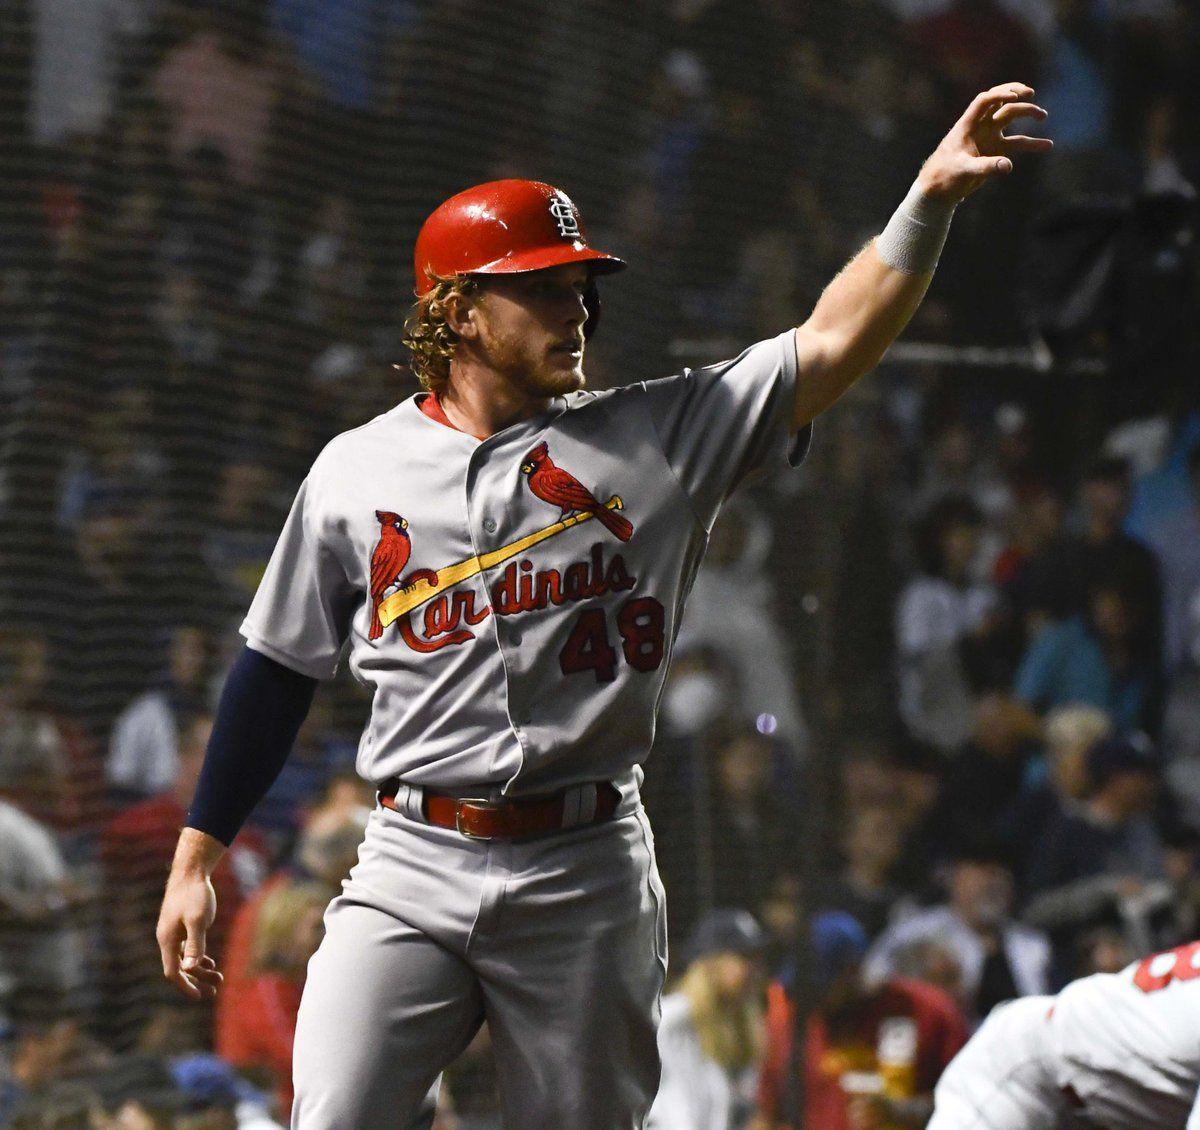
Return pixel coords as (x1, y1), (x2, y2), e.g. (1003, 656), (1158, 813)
(401, 273), (479, 393)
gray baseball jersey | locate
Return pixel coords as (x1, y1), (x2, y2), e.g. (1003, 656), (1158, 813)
(241, 328), (809, 795)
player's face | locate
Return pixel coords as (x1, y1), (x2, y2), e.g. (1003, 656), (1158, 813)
(469, 263), (590, 397)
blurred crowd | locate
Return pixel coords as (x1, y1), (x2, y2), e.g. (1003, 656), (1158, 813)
(1, 0), (1198, 1126)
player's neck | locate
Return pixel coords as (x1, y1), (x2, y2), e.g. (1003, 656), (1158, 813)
(441, 365), (553, 439)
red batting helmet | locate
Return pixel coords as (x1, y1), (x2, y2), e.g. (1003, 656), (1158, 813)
(412, 180), (626, 297)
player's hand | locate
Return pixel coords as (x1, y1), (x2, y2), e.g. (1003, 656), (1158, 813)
(916, 82), (1053, 203)
(156, 868), (222, 1001)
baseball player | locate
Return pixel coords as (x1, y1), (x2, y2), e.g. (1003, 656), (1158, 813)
(928, 939), (1200, 1129)
(155, 83), (1050, 1128)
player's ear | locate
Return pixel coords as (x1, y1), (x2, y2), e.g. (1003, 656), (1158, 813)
(443, 285), (480, 341)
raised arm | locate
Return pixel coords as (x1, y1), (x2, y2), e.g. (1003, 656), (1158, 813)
(792, 82), (1052, 430)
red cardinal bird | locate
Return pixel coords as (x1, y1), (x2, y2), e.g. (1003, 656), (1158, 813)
(368, 510), (411, 640)
(520, 442), (633, 542)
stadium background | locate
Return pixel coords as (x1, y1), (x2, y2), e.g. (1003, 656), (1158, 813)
(1, 0), (1199, 1125)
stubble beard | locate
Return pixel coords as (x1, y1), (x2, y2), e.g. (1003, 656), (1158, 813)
(486, 331), (585, 400)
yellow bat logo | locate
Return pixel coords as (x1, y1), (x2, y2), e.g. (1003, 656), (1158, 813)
(377, 495), (625, 629)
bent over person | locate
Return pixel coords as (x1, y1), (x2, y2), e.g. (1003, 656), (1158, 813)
(156, 84), (1051, 1128)
(928, 939), (1200, 1129)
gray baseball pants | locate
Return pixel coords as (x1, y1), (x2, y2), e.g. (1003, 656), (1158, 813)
(290, 787), (668, 1128)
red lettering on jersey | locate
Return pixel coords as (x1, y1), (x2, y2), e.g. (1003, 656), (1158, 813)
(398, 547), (642, 654)
(398, 571), (474, 652)
(518, 560), (536, 612)
(492, 564), (520, 616)
(606, 552), (635, 593)
(563, 562), (589, 601)
(536, 569), (563, 608)
(460, 591), (490, 626)
(1133, 941), (1200, 993)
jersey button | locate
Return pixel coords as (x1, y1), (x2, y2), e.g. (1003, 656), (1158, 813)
(482, 518), (497, 533)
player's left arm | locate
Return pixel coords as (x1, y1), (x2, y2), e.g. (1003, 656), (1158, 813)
(791, 82), (1052, 430)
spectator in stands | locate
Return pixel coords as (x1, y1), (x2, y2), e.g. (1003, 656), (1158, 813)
(1024, 456), (1161, 657)
(865, 842), (1052, 1025)
(1007, 704), (1112, 879)
(1024, 734), (1171, 959)
(218, 777), (369, 1037)
(203, 460), (287, 621)
(822, 803), (910, 939)
(169, 143), (256, 305)
(896, 493), (996, 753)
(0, 627), (99, 826)
(994, 481), (1066, 640)
(70, 500), (178, 744)
(884, 937), (967, 1011)
(1014, 574), (1161, 734)
(908, 0), (1038, 114)
(0, 799), (86, 1028)
(647, 908), (767, 1130)
(676, 499), (807, 746)
(99, 712), (266, 1048)
(56, 382), (166, 531)
(215, 880), (329, 1120)
(0, 1015), (110, 1125)
(87, 1053), (194, 1129)
(106, 622), (215, 798)
(1143, 444), (1200, 678)
(755, 911), (966, 1130)
(7, 1079), (96, 1129)
(1070, 925), (1134, 980)
(1037, 0), (1123, 197)
(133, 999), (283, 1129)
(706, 727), (799, 922)
(908, 420), (990, 523)
(930, 690), (1038, 860)
(151, 9), (279, 192)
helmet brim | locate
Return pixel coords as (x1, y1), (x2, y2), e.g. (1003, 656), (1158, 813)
(416, 245), (625, 295)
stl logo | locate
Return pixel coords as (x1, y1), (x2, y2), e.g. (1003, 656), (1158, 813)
(548, 190), (581, 240)
(521, 442), (633, 542)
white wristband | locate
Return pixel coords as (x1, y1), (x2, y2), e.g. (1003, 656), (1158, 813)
(875, 180), (957, 275)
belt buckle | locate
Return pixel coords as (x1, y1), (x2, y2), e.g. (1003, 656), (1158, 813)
(454, 796), (502, 841)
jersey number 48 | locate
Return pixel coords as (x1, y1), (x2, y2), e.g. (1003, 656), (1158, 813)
(559, 597), (666, 684)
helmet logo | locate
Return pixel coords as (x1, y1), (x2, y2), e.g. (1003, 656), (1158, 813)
(549, 191), (581, 240)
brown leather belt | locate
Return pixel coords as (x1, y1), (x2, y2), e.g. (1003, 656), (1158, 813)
(377, 779), (621, 841)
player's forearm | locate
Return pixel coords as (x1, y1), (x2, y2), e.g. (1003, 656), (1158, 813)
(185, 644), (318, 846)
(792, 235), (936, 426)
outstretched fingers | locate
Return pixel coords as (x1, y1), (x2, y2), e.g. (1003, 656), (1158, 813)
(991, 102), (1046, 127)
(1001, 135), (1055, 153)
(959, 82), (1036, 128)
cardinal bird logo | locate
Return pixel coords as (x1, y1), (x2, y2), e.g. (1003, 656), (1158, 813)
(369, 510), (412, 640)
(520, 442), (634, 542)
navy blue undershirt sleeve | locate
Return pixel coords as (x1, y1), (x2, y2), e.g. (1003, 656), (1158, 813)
(186, 644), (318, 846)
